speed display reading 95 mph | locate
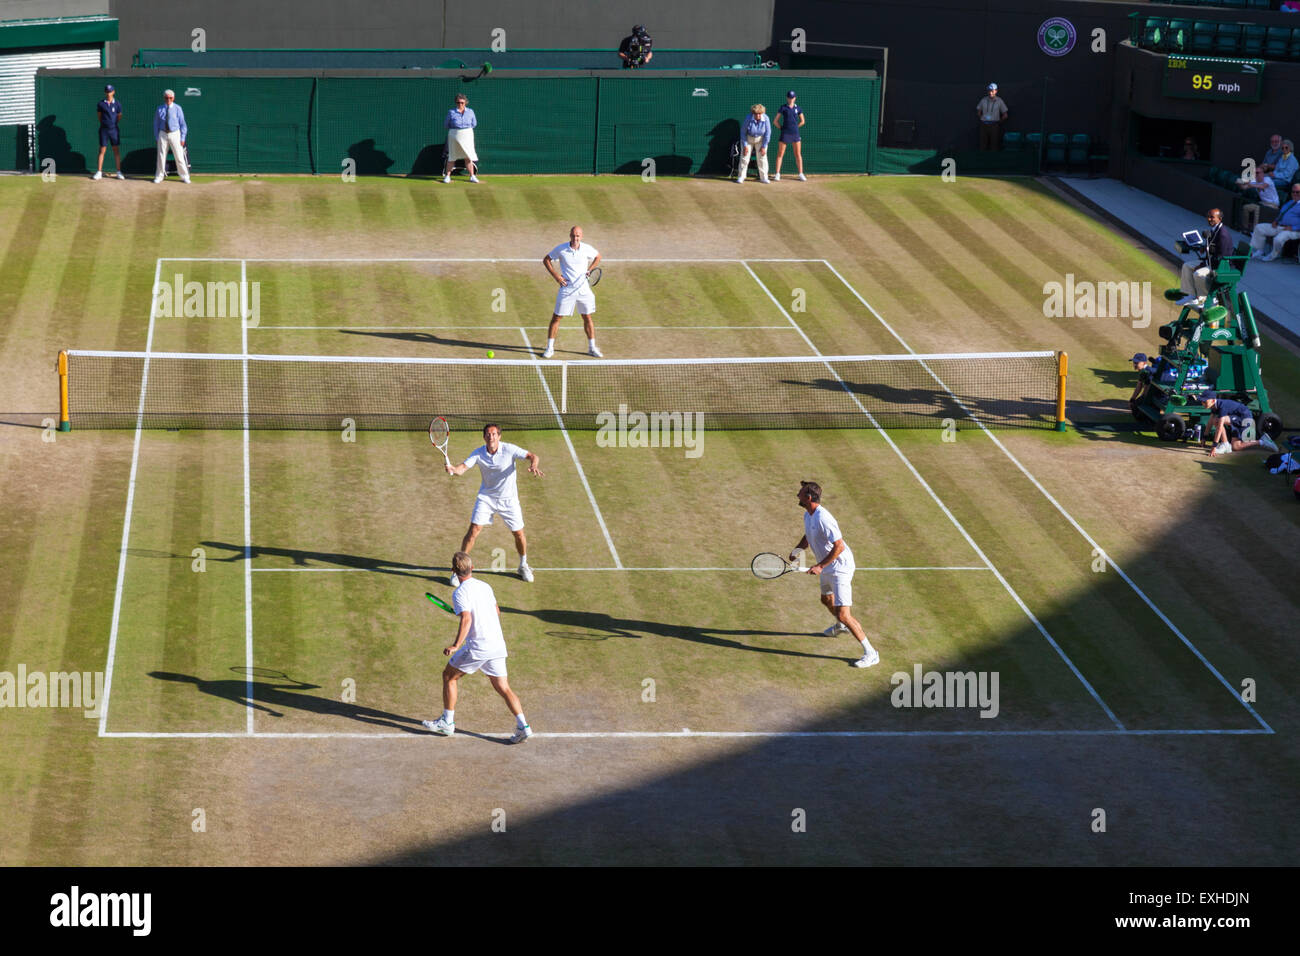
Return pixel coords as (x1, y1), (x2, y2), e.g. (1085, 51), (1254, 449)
(1163, 56), (1264, 103)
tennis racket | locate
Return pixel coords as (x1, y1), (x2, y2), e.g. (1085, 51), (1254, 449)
(425, 592), (456, 614)
(429, 416), (451, 468)
(569, 266), (601, 291)
(751, 552), (801, 579)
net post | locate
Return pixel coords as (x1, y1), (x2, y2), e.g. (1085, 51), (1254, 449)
(56, 350), (71, 432)
(561, 361), (568, 415)
(1055, 351), (1068, 432)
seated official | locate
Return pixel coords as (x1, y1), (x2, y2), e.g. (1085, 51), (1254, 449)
(1175, 209), (1232, 309)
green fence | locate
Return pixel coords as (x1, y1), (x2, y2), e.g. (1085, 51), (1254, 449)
(132, 49), (771, 70)
(35, 70), (879, 176)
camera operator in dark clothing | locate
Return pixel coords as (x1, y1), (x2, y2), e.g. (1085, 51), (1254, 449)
(618, 25), (654, 69)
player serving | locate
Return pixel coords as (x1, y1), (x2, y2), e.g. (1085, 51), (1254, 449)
(541, 224), (602, 358)
(790, 480), (880, 668)
(422, 551), (532, 743)
(446, 423), (543, 582)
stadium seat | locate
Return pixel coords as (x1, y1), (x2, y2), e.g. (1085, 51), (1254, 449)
(1045, 133), (1067, 169)
(1215, 23), (1243, 57)
(1068, 134), (1089, 170)
(1248, 0), (1270, 8)
(1002, 131), (1023, 151)
(1243, 24), (1267, 58)
(1192, 22), (1217, 56)
(1168, 20), (1193, 53)
(1142, 17), (1167, 50)
(1265, 26), (1290, 59)
(1220, 0), (1247, 9)
(1290, 27), (1300, 61)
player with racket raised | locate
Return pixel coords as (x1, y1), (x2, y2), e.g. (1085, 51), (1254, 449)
(541, 224), (602, 358)
(791, 480), (879, 668)
(445, 423), (543, 582)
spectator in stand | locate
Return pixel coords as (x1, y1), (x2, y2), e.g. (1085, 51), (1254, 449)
(1269, 139), (1298, 189)
(1239, 163), (1279, 233)
(1249, 184), (1300, 261)
(1261, 133), (1284, 172)
(976, 83), (1007, 151)
(1181, 137), (1200, 160)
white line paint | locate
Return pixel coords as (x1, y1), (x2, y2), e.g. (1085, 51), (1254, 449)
(158, 257), (821, 264)
(743, 260), (1124, 730)
(254, 325), (797, 331)
(98, 257), (162, 738)
(248, 565), (990, 573)
(819, 259), (1273, 734)
(98, 727), (1271, 740)
(241, 259), (255, 736)
(520, 327), (622, 568)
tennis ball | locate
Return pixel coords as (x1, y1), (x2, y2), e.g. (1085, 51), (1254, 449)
(487, 350), (495, 358)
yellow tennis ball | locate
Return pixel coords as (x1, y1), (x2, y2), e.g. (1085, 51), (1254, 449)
(487, 350), (495, 358)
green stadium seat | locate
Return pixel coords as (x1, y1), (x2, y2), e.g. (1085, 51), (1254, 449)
(1248, 0), (1270, 8)
(1068, 134), (1089, 169)
(1191, 22), (1217, 55)
(1220, 0), (1247, 9)
(1045, 133), (1067, 169)
(1243, 24), (1267, 58)
(1215, 23), (1243, 57)
(1265, 26), (1290, 59)
(1142, 17), (1168, 50)
(1168, 20), (1193, 53)
(1002, 131), (1023, 151)
(1290, 27), (1300, 61)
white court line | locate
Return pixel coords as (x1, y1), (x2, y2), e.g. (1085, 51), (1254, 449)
(819, 260), (1274, 735)
(241, 260), (254, 736)
(98, 727), (1270, 740)
(159, 257), (821, 264)
(255, 325), (797, 331)
(742, 260), (1124, 730)
(248, 565), (990, 573)
(97, 258), (162, 738)
(519, 327), (622, 568)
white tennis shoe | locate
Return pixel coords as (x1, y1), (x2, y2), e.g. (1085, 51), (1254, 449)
(115, 171), (125, 180)
(92, 170), (102, 180)
(519, 561), (534, 583)
(1261, 434), (1278, 452)
(153, 176), (164, 184)
(422, 716), (455, 736)
(509, 725), (533, 744)
(822, 622), (849, 636)
(588, 344), (603, 358)
(852, 648), (880, 668)
(442, 173), (451, 184)
(541, 344), (554, 358)
(469, 175), (479, 183)
(798, 173), (807, 181)
(1213, 441), (1233, 456)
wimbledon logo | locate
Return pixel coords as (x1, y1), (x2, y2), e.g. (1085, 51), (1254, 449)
(1038, 18), (1077, 57)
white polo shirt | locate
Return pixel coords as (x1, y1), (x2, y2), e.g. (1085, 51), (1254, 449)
(451, 576), (507, 662)
(804, 504), (853, 573)
(548, 241), (599, 285)
(464, 442), (529, 503)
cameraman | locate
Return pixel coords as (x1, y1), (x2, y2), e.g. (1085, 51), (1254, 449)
(619, 25), (653, 69)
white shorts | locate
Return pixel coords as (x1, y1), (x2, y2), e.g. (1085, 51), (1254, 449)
(553, 285), (596, 317)
(470, 495), (524, 532)
(819, 565), (854, 607)
(448, 647), (506, 677)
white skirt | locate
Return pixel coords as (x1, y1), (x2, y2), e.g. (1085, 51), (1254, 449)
(448, 127), (478, 163)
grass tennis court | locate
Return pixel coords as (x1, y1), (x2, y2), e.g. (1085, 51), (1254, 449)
(2, 174), (1298, 865)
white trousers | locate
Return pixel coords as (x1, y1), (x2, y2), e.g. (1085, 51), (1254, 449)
(1249, 221), (1300, 255)
(156, 131), (189, 179)
(1179, 262), (1212, 298)
(738, 137), (768, 181)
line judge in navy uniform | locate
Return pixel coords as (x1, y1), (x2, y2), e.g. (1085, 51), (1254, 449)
(153, 89), (190, 184)
(93, 84), (124, 180)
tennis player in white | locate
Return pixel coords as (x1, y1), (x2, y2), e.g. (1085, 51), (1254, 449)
(422, 551), (532, 742)
(542, 225), (602, 358)
(446, 423), (543, 582)
(791, 480), (880, 668)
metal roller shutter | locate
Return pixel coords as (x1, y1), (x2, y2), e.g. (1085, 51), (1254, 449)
(0, 47), (100, 125)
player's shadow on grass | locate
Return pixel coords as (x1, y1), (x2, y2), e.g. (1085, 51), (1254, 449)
(502, 607), (848, 662)
(199, 540), (437, 580)
(338, 329), (535, 355)
(148, 670), (425, 732)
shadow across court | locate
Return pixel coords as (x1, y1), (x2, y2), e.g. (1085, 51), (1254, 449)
(502, 606), (852, 662)
(338, 329), (535, 355)
(199, 540), (437, 579)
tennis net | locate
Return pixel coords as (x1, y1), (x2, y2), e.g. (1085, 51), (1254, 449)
(57, 350), (1067, 432)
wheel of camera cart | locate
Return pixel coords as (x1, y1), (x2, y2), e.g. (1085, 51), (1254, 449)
(1157, 412), (1185, 441)
(1259, 412), (1283, 439)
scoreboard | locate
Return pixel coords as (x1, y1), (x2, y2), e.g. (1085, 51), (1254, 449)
(1163, 56), (1265, 103)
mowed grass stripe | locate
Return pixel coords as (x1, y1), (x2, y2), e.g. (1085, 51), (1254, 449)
(746, 261), (906, 355)
(0, 185), (57, 358)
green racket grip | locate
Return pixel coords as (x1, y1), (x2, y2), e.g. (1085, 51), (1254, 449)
(425, 592), (455, 614)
